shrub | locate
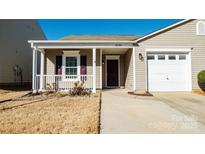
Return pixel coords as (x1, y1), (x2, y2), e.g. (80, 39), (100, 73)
(198, 70), (205, 91)
(46, 83), (57, 91)
(198, 70), (205, 83)
(69, 81), (91, 96)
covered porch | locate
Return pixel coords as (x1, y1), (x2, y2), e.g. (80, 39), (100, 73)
(29, 40), (137, 93)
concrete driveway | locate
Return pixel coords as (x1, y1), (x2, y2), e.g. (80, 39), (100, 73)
(154, 92), (205, 125)
(100, 89), (205, 133)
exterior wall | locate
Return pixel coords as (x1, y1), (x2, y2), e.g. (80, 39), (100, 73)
(45, 49), (132, 90)
(120, 54), (125, 87)
(136, 19), (205, 90)
(45, 50), (63, 75)
(45, 49), (101, 89)
(124, 49), (133, 90)
(0, 19), (46, 85)
(102, 55), (105, 88)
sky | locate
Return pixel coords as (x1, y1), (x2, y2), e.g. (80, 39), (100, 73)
(38, 19), (182, 40)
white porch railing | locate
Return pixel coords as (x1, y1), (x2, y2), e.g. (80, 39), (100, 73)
(36, 75), (93, 91)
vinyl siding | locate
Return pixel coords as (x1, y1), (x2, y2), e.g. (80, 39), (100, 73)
(120, 54), (125, 87)
(0, 20), (45, 84)
(45, 50), (63, 75)
(45, 49), (130, 90)
(102, 55), (105, 88)
(45, 49), (101, 89)
(124, 49), (133, 90)
(136, 19), (205, 90)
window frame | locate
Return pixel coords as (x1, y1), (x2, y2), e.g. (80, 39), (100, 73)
(196, 21), (205, 35)
(62, 51), (80, 81)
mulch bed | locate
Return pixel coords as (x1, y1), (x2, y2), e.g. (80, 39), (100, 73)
(192, 89), (205, 96)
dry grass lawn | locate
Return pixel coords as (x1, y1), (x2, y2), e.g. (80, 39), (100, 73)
(0, 89), (29, 102)
(0, 91), (101, 134)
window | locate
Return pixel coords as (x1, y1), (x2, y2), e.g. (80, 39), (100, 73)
(179, 55), (186, 60)
(168, 55), (176, 60)
(63, 54), (80, 80)
(147, 55), (155, 60)
(158, 55), (165, 60)
(65, 57), (78, 79)
(196, 21), (205, 35)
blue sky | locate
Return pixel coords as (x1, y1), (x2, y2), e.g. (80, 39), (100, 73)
(38, 19), (182, 40)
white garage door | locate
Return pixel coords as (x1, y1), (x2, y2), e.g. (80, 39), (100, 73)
(147, 53), (190, 91)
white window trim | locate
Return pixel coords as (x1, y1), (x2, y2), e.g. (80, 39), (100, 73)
(196, 21), (205, 35)
(105, 55), (120, 88)
(62, 51), (80, 81)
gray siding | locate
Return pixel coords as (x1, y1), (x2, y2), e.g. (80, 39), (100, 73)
(136, 19), (205, 90)
(45, 49), (132, 90)
(124, 49), (133, 90)
(45, 49), (102, 89)
(0, 19), (45, 85)
(102, 55), (105, 88)
(120, 54), (125, 87)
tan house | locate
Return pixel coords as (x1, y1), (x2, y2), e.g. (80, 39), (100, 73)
(28, 19), (205, 93)
(0, 19), (46, 86)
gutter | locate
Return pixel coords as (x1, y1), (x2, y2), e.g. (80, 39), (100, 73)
(28, 40), (136, 44)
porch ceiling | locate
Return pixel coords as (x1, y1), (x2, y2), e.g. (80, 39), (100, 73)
(102, 48), (129, 54)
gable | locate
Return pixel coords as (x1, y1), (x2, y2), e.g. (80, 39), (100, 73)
(138, 19), (205, 46)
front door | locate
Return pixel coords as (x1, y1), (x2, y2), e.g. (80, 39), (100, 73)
(107, 60), (119, 87)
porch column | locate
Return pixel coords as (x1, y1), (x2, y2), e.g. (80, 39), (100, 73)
(132, 47), (136, 91)
(32, 47), (37, 93)
(92, 48), (96, 93)
(40, 50), (45, 91)
(100, 48), (102, 89)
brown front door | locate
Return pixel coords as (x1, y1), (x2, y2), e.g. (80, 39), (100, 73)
(107, 60), (118, 87)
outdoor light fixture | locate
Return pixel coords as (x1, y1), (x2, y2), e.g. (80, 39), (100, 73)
(139, 53), (144, 61)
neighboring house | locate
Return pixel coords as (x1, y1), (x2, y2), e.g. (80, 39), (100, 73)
(28, 19), (205, 93)
(0, 20), (46, 87)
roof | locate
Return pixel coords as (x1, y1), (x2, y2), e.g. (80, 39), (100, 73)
(29, 19), (195, 45)
(135, 19), (193, 42)
(60, 35), (141, 41)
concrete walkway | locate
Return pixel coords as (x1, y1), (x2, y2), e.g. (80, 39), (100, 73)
(100, 89), (205, 133)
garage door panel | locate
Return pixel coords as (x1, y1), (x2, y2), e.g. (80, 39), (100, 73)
(147, 53), (190, 92)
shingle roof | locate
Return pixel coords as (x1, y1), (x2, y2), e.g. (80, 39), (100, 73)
(60, 35), (141, 41)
